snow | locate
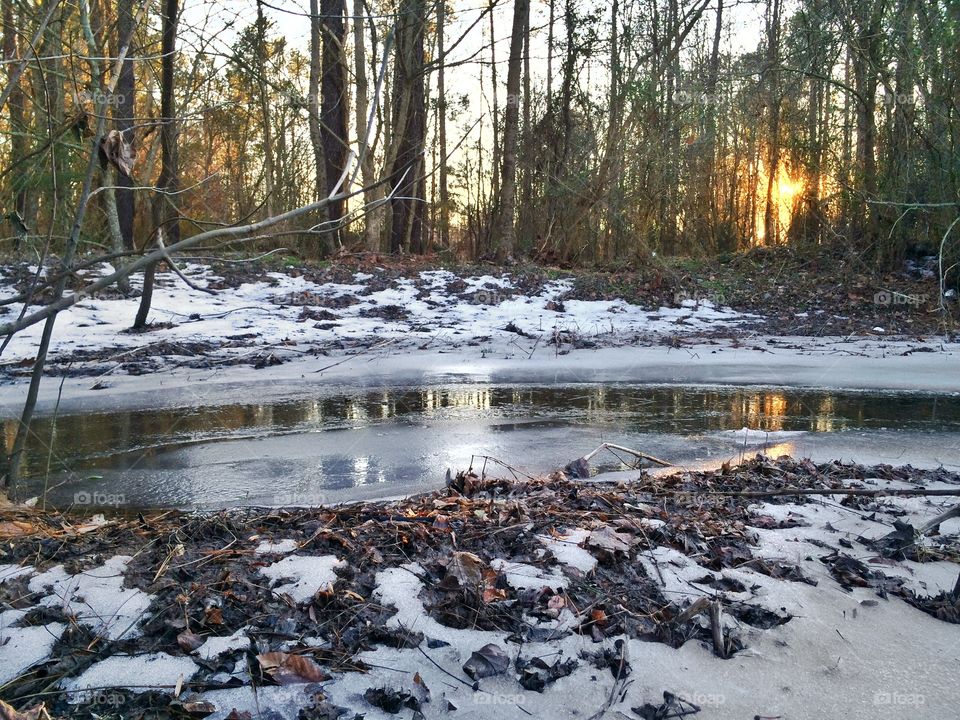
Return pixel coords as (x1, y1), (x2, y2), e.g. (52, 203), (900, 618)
(0, 563), (34, 584)
(0, 471), (955, 717)
(62, 652), (198, 694)
(537, 528), (597, 574)
(27, 555), (153, 640)
(200, 685), (320, 720)
(258, 554), (345, 603)
(195, 626), (251, 662)
(254, 538), (299, 555)
(489, 559), (568, 590)
(0, 264), (757, 384)
(0, 610), (65, 684)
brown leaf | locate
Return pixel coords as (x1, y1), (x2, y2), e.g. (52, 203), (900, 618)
(0, 700), (50, 720)
(446, 551), (485, 588)
(99, 129), (136, 177)
(257, 652), (329, 684)
(587, 526), (635, 555)
(462, 643), (509, 680)
(177, 630), (204, 652)
(204, 607), (223, 625)
(0, 521), (36, 538)
(224, 712), (252, 720)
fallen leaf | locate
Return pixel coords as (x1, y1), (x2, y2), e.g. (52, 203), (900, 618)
(587, 526), (635, 555)
(177, 630), (204, 652)
(363, 687), (424, 714)
(257, 652), (329, 684)
(446, 551), (485, 588)
(0, 521), (36, 538)
(462, 643), (509, 680)
(0, 700), (50, 720)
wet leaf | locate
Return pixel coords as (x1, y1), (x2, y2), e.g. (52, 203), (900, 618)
(462, 643), (509, 680)
(0, 521), (35, 538)
(446, 551), (485, 587)
(257, 652), (330, 684)
(177, 630), (204, 652)
(363, 687), (424, 714)
(587, 526), (635, 555)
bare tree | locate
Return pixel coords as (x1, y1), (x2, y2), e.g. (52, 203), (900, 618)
(492, 0), (530, 260)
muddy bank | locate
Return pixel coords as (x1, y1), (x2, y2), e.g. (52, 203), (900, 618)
(1, 455), (958, 719)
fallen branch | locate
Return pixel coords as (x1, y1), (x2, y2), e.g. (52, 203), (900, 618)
(567, 443), (673, 477)
(918, 505), (960, 535)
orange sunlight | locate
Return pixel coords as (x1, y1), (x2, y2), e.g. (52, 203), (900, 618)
(755, 161), (805, 244)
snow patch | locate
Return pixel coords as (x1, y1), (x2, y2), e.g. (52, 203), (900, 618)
(27, 555), (152, 640)
(259, 554), (344, 603)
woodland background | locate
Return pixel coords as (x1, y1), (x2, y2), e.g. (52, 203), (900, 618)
(0, 0), (958, 271)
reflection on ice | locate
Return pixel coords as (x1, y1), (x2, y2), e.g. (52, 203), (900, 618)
(8, 384), (959, 509)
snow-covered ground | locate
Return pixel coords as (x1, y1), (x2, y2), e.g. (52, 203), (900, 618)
(1, 472), (957, 718)
(3, 263), (956, 407)
(0, 263), (753, 369)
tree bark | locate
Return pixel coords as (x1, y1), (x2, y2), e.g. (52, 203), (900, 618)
(354, 0), (382, 250)
(436, 0), (450, 248)
(308, 0), (332, 255)
(492, 0), (530, 260)
(3, 0), (27, 248)
(321, 0), (349, 235)
(115, 0), (136, 253)
(388, 0), (427, 254)
(136, 0), (179, 329)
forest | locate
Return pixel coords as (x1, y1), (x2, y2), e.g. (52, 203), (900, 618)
(1, 0), (958, 274)
(1, 2), (959, 719)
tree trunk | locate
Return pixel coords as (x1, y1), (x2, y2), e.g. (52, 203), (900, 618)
(436, 0), (450, 248)
(321, 0), (349, 237)
(493, 0), (529, 260)
(308, 0), (332, 255)
(136, 0), (179, 329)
(388, 0), (427, 254)
(354, 0), (382, 250)
(255, 0), (276, 218)
(762, 0), (782, 245)
(115, 0), (136, 254)
(3, 0), (27, 249)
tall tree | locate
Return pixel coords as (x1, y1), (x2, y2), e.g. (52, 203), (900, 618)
(255, 0), (276, 218)
(492, 0), (530, 259)
(436, 0), (450, 247)
(115, 0), (136, 254)
(308, 0), (331, 254)
(354, 0), (382, 250)
(388, 0), (428, 253)
(321, 0), (349, 235)
(135, 0), (179, 329)
(3, 0), (27, 245)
